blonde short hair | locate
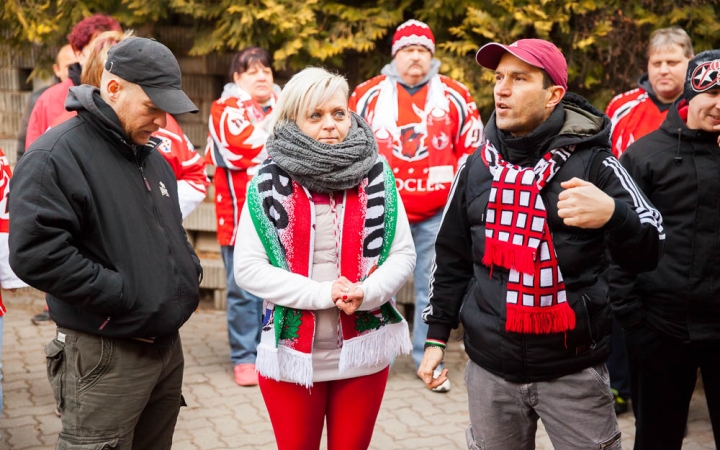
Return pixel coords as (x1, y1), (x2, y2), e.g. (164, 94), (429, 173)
(648, 27), (694, 59)
(269, 67), (349, 134)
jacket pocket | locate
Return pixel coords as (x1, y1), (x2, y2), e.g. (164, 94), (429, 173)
(57, 433), (119, 449)
(44, 339), (65, 411)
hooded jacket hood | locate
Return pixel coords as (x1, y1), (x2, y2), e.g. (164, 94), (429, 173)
(484, 92), (611, 167)
(637, 73), (674, 111)
(65, 85), (157, 162)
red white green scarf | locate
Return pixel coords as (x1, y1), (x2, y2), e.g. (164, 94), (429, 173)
(480, 142), (576, 335)
(247, 157), (411, 387)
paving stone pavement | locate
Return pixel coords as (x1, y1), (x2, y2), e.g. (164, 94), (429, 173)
(0, 290), (715, 449)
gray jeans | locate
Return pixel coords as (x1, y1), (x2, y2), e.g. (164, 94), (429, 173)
(45, 327), (185, 449)
(465, 360), (621, 450)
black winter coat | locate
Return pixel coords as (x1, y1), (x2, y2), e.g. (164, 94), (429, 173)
(9, 85), (202, 340)
(426, 93), (664, 382)
(611, 101), (720, 342)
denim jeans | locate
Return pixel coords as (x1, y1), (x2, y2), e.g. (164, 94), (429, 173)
(222, 245), (263, 365)
(465, 360), (621, 450)
(410, 211), (443, 369)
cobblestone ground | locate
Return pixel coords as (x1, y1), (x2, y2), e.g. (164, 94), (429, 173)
(0, 290), (715, 449)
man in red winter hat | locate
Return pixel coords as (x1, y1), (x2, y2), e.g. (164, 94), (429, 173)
(350, 20), (485, 393)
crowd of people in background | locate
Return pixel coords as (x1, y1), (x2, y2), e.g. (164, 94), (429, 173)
(0, 10), (718, 450)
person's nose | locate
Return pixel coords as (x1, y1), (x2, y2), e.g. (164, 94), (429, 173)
(321, 114), (336, 130)
(659, 62), (670, 74)
(495, 78), (511, 97)
(155, 112), (167, 129)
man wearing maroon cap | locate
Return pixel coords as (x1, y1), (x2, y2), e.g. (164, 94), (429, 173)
(419, 38), (664, 448)
(350, 20), (484, 393)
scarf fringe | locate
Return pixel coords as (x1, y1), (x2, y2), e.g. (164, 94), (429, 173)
(482, 238), (537, 275)
(256, 343), (314, 388)
(338, 320), (412, 373)
(505, 302), (576, 334)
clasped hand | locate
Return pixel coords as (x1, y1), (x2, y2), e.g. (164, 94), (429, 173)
(331, 276), (364, 315)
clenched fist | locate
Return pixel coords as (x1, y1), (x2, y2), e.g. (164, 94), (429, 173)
(557, 177), (614, 229)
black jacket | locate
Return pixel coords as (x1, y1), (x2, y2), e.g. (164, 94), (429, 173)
(610, 100), (720, 342)
(425, 93), (664, 382)
(9, 85), (202, 340)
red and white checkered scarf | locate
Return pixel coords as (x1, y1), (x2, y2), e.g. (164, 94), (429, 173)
(480, 142), (576, 335)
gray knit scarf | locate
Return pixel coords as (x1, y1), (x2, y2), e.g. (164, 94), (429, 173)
(266, 111), (378, 193)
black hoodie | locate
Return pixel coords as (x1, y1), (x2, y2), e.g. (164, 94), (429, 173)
(425, 93), (664, 382)
(610, 100), (720, 342)
(9, 85), (202, 341)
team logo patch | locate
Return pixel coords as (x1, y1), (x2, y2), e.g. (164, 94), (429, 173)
(159, 181), (169, 197)
(157, 137), (172, 153)
(432, 132), (449, 150)
(393, 125), (428, 161)
(691, 59), (720, 93)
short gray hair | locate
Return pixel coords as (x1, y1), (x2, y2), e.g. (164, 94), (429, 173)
(268, 67), (349, 134)
(648, 27), (694, 59)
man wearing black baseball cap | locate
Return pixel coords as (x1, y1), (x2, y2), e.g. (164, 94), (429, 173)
(420, 38), (664, 449)
(9, 36), (202, 449)
(610, 49), (720, 450)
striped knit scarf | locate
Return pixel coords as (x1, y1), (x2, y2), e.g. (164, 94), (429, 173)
(247, 157), (411, 387)
(480, 142), (576, 335)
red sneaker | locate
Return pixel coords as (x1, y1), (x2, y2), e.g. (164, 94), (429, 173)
(233, 363), (258, 386)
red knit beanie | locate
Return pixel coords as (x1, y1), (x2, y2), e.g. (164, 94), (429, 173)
(391, 20), (435, 57)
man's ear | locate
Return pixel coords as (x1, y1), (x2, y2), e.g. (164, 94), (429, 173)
(546, 86), (566, 109)
(106, 79), (121, 99)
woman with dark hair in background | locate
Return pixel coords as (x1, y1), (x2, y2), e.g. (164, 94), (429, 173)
(205, 47), (280, 386)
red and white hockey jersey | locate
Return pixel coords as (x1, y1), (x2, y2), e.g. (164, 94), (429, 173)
(153, 115), (209, 219)
(606, 78), (672, 158)
(350, 72), (484, 223)
(49, 110), (209, 219)
(205, 83), (277, 246)
(0, 147), (29, 315)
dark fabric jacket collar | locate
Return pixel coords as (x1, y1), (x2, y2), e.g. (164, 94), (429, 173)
(484, 92), (611, 167)
(65, 85), (158, 164)
(637, 73), (673, 112)
(68, 63), (82, 86)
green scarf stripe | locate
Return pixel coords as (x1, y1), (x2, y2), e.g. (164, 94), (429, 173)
(378, 162), (398, 266)
(247, 173), (290, 347)
(247, 174), (289, 271)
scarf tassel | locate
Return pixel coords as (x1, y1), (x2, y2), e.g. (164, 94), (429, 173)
(256, 343), (314, 388)
(505, 302), (576, 334)
(339, 320), (412, 373)
(483, 238), (537, 275)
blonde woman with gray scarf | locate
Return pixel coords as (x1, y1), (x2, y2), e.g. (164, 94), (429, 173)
(234, 67), (415, 450)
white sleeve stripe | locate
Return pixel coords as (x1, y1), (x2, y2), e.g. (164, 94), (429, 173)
(155, 127), (182, 143)
(181, 153), (202, 166)
(603, 157), (664, 235)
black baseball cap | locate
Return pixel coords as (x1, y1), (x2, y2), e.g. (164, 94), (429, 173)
(105, 37), (198, 114)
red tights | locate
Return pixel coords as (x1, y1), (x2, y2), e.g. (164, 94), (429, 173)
(258, 366), (389, 450)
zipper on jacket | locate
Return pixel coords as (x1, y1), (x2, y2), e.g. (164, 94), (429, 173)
(600, 432), (621, 449)
(134, 150), (152, 191)
(99, 316), (111, 330)
(581, 294), (597, 354)
(138, 165), (152, 191)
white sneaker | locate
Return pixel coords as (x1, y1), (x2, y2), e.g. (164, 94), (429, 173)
(431, 368), (451, 393)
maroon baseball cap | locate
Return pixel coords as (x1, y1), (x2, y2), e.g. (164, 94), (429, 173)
(475, 39), (568, 91)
